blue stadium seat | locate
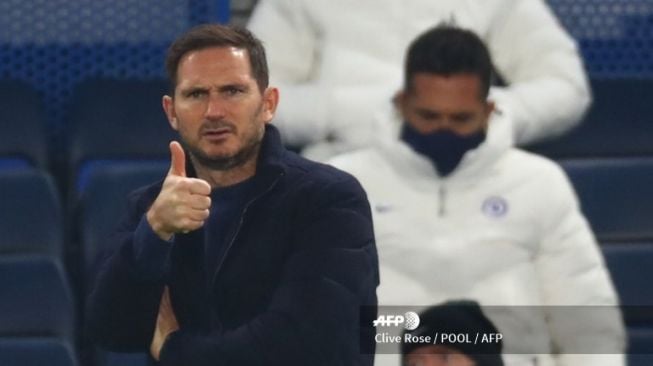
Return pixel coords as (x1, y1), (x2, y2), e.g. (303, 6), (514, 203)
(77, 161), (167, 290)
(628, 355), (653, 366)
(0, 80), (48, 168)
(0, 338), (78, 366)
(602, 244), (653, 361)
(67, 78), (176, 191)
(0, 169), (63, 257)
(527, 79), (653, 158)
(561, 158), (653, 242)
(0, 159), (32, 171)
(602, 244), (653, 310)
(0, 256), (75, 342)
(629, 326), (653, 355)
(97, 351), (151, 366)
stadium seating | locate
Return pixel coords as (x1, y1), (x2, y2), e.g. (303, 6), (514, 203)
(0, 80), (48, 169)
(0, 169), (63, 258)
(560, 154), (653, 359)
(67, 78), (176, 192)
(78, 161), (167, 290)
(561, 158), (653, 243)
(0, 338), (78, 366)
(0, 256), (75, 341)
(527, 79), (653, 159)
(65, 79), (173, 366)
(603, 244), (653, 309)
(602, 244), (653, 364)
(77, 163), (166, 366)
(96, 350), (151, 366)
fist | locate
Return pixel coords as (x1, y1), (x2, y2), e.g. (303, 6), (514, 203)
(146, 141), (212, 241)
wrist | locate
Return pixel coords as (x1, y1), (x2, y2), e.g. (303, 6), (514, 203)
(146, 209), (174, 241)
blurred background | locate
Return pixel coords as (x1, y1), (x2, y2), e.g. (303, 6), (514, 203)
(0, 0), (652, 365)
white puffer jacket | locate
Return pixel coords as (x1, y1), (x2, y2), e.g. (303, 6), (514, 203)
(328, 113), (624, 366)
(249, 0), (591, 159)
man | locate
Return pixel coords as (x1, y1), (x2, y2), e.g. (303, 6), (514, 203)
(329, 26), (624, 366)
(248, 0), (591, 160)
(403, 301), (503, 366)
(86, 24), (378, 366)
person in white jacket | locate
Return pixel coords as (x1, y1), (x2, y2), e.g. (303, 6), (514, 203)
(328, 26), (623, 366)
(248, 0), (591, 160)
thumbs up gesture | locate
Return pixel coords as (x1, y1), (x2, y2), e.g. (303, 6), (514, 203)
(146, 141), (212, 241)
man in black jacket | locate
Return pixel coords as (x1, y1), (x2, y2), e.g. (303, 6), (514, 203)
(86, 24), (378, 366)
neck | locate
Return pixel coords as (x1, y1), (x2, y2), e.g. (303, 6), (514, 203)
(191, 155), (258, 188)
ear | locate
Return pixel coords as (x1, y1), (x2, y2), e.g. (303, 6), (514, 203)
(162, 95), (178, 131)
(260, 87), (280, 124)
(482, 100), (496, 131)
(485, 100), (495, 118)
(394, 90), (408, 118)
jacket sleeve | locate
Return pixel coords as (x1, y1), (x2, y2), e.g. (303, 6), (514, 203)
(158, 174), (379, 366)
(533, 165), (626, 366)
(248, 0), (332, 146)
(487, 0), (591, 144)
(86, 187), (173, 351)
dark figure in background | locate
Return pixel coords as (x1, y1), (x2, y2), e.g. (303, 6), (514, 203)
(402, 301), (503, 366)
(86, 24), (378, 366)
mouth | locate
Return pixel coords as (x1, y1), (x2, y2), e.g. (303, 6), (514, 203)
(201, 127), (233, 141)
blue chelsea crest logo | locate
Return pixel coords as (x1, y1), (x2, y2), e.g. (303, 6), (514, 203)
(482, 196), (508, 218)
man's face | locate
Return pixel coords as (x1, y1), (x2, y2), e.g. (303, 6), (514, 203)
(398, 73), (493, 136)
(163, 46), (278, 170)
(405, 345), (476, 366)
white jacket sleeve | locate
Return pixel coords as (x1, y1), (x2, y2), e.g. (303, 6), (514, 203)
(248, 0), (331, 146)
(534, 164), (625, 366)
(486, 0), (591, 144)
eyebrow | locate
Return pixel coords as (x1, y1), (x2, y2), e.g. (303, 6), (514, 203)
(416, 108), (441, 117)
(179, 85), (209, 95)
(178, 82), (252, 96)
(451, 112), (474, 119)
(218, 83), (250, 92)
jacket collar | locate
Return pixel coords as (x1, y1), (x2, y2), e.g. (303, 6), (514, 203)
(256, 123), (287, 175)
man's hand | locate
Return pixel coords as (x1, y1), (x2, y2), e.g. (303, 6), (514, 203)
(147, 141), (212, 240)
(150, 286), (179, 361)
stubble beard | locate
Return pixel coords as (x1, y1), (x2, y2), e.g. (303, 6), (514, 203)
(181, 119), (265, 172)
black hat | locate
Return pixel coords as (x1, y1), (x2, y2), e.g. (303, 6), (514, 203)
(402, 300), (503, 366)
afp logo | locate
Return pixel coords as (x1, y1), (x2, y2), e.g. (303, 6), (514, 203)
(373, 311), (420, 330)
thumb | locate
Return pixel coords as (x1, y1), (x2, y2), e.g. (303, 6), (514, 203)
(168, 141), (186, 177)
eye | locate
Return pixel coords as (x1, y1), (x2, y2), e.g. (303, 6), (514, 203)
(186, 89), (207, 99)
(417, 110), (440, 121)
(451, 114), (474, 124)
(223, 86), (244, 96)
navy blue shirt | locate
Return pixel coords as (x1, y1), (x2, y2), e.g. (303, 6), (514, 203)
(204, 177), (257, 289)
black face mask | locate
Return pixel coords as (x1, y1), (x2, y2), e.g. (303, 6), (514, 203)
(400, 122), (486, 177)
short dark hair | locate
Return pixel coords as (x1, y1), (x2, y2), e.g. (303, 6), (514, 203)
(405, 25), (493, 99)
(165, 24), (269, 93)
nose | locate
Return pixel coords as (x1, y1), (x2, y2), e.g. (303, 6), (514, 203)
(205, 93), (226, 120)
(421, 120), (452, 134)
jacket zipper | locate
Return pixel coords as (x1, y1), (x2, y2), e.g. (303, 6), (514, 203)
(438, 185), (446, 217)
(209, 172), (284, 289)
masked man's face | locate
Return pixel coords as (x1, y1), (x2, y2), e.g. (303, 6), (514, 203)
(398, 73), (493, 136)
